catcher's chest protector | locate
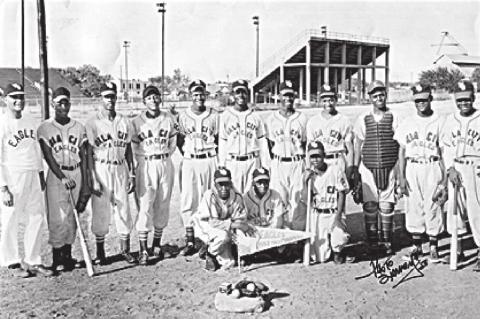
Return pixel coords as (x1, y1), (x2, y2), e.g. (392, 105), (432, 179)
(362, 112), (399, 190)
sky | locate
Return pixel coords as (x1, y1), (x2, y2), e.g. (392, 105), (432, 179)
(0, 0), (479, 83)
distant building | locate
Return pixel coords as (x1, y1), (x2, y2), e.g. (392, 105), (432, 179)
(433, 54), (480, 78)
(115, 78), (150, 99)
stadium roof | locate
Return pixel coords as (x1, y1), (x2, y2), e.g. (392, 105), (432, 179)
(434, 54), (480, 66)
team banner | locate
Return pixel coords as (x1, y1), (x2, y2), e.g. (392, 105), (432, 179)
(235, 227), (313, 257)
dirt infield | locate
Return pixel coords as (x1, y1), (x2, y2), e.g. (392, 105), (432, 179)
(2, 99), (480, 318)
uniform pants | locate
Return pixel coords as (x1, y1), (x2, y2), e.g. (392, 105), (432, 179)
(91, 163), (132, 237)
(46, 167), (82, 248)
(135, 157), (174, 232)
(359, 163), (396, 203)
(447, 161), (480, 246)
(192, 216), (235, 267)
(404, 161), (444, 236)
(310, 212), (350, 263)
(179, 157), (216, 227)
(225, 157), (260, 194)
(270, 158), (304, 228)
(0, 170), (46, 267)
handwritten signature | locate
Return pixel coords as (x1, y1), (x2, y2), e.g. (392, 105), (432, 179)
(355, 256), (428, 289)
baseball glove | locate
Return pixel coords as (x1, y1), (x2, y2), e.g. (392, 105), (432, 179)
(76, 189), (91, 213)
(351, 173), (363, 205)
(432, 184), (448, 206)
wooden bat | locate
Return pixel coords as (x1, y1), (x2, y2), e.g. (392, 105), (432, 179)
(303, 179), (313, 266)
(450, 184), (459, 271)
(69, 190), (95, 277)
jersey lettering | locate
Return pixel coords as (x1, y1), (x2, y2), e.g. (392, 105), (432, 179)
(7, 129), (36, 147)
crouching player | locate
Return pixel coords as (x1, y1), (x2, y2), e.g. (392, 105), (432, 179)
(193, 167), (255, 271)
(302, 141), (354, 264)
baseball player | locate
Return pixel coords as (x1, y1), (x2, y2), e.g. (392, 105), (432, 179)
(243, 167), (286, 229)
(193, 167), (255, 271)
(38, 87), (90, 272)
(306, 84), (354, 178)
(85, 82), (136, 265)
(394, 84), (446, 263)
(218, 79), (270, 194)
(0, 83), (53, 277)
(441, 79), (480, 271)
(265, 81), (307, 231)
(353, 80), (400, 256)
(177, 80), (219, 256)
(302, 141), (352, 264)
(131, 85), (177, 265)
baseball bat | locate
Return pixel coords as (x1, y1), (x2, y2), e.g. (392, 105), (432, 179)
(69, 190), (95, 277)
(450, 184), (459, 271)
(303, 180), (312, 266)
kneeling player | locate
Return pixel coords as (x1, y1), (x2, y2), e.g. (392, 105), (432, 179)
(302, 141), (353, 264)
(193, 168), (255, 271)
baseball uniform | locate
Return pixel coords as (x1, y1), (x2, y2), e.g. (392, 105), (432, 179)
(243, 187), (286, 228)
(441, 110), (480, 245)
(306, 112), (353, 169)
(0, 113), (46, 267)
(193, 187), (247, 267)
(303, 164), (350, 263)
(265, 110), (307, 230)
(131, 110), (177, 236)
(37, 118), (87, 248)
(219, 107), (269, 193)
(85, 111), (133, 240)
(394, 112), (445, 237)
(178, 107), (219, 227)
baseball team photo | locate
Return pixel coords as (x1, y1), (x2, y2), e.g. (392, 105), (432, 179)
(1, 0), (480, 318)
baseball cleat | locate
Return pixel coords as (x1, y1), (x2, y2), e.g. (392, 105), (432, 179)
(7, 263), (30, 278)
(205, 252), (219, 272)
(428, 246), (442, 264)
(179, 244), (196, 256)
(138, 251), (149, 266)
(28, 264), (54, 277)
(402, 245), (423, 261)
(152, 247), (164, 261)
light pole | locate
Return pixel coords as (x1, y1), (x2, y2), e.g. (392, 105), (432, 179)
(252, 16), (259, 78)
(21, 0), (25, 88)
(123, 41), (130, 102)
(157, 2), (166, 107)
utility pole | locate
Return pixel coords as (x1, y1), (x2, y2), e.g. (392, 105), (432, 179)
(36, 0), (49, 120)
(123, 41), (130, 102)
(252, 16), (259, 78)
(21, 0), (25, 88)
(157, 2), (166, 107)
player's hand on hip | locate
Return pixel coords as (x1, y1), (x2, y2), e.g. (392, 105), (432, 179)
(127, 176), (135, 194)
(61, 177), (76, 190)
(91, 178), (103, 197)
(1, 187), (14, 207)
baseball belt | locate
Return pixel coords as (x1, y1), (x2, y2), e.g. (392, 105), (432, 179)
(144, 153), (169, 160)
(454, 157), (480, 165)
(325, 152), (344, 159)
(94, 158), (125, 165)
(185, 151), (216, 159)
(229, 152), (259, 161)
(60, 163), (81, 171)
(313, 208), (337, 214)
(407, 156), (440, 164)
(273, 154), (305, 162)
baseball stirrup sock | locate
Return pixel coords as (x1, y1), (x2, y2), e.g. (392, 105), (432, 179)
(186, 227), (194, 245)
(380, 211), (394, 243)
(153, 228), (163, 248)
(364, 211), (378, 243)
(428, 236), (438, 248)
(96, 236), (105, 244)
(138, 231), (148, 242)
(412, 233), (423, 249)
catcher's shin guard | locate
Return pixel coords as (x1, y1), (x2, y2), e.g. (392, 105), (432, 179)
(379, 203), (395, 254)
(363, 202), (379, 245)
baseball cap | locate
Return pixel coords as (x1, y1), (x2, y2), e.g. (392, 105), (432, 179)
(1, 82), (25, 97)
(279, 81), (295, 96)
(307, 141), (325, 157)
(367, 80), (386, 95)
(319, 84), (336, 98)
(454, 80), (475, 100)
(411, 83), (432, 100)
(214, 167), (232, 183)
(100, 82), (117, 96)
(252, 167), (270, 183)
(232, 80), (249, 93)
(189, 80), (206, 93)
(52, 87), (70, 103)
(142, 85), (161, 99)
